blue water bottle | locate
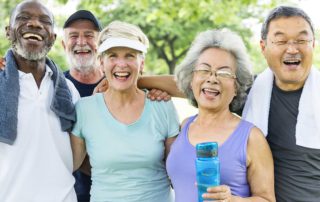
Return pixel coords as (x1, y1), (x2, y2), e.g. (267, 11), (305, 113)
(195, 142), (220, 202)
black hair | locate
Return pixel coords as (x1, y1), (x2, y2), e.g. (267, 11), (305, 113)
(261, 6), (314, 40)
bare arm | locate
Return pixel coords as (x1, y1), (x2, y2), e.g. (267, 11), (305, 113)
(93, 75), (184, 100)
(70, 134), (87, 171)
(78, 155), (91, 175)
(138, 75), (185, 98)
(203, 127), (275, 202)
(0, 57), (6, 70)
(244, 127), (275, 202)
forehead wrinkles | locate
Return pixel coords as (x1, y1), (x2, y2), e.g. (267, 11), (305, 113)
(66, 29), (97, 36)
(268, 17), (313, 38)
(11, 1), (54, 25)
(198, 48), (236, 70)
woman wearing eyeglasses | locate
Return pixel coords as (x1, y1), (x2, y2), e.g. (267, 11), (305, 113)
(166, 29), (275, 202)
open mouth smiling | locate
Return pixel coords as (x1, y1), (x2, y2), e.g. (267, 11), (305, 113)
(113, 72), (131, 79)
(202, 88), (220, 96)
(22, 33), (43, 41)
(73, 49), (92, 54)
(283, 59), (301, 66)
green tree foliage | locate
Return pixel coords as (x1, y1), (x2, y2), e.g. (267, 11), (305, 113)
(0, 0), (21, 56)
(4, 0), (320, 74)
(78, 0), (284, 74)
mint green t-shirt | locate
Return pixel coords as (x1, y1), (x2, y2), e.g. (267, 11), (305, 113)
(72, 93), (179, 202)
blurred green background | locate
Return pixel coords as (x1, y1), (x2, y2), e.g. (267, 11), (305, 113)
(1, 0), (319, 75)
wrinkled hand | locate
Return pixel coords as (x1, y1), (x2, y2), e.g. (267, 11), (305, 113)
(147, 88), (171, 101)
(93, 78), (108, 94)
(202, 185), (232, 202)
(0, 57), (6, 70)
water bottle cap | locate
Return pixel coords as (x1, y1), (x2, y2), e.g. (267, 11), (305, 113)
(196, 142), (218, 158)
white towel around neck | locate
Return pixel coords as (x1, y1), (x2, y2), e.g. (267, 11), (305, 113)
(243, 67), (320, 149)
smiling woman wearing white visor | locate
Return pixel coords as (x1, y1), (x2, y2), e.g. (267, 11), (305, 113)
(70, 21), (180, 202)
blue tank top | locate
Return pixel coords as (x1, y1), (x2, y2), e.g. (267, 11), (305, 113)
(166, 115), (253, 202)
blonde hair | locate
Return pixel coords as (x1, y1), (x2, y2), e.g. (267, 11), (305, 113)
(98, 21), (149, 55)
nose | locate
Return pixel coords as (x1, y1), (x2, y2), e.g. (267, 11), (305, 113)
(76, 35), (87, 46)
(206, 71), (219, 84)
(115, 58), (127, 67)
(26, 17), (43, 29)
(286, 43), (299, 54)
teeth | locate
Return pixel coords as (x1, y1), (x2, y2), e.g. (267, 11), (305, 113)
(75, 50), (90, 53)
(284, 60), (300, 65)
(114, 72), (130, 77)
(203, 88), (219, 93)
(23, 33), (43, 41)
(203, 88), (220, 97)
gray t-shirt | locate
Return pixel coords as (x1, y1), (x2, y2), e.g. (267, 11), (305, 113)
(267, 82), (320, 202)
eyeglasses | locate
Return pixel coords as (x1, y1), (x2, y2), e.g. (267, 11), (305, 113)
(271, 39), (313, 48)
(193, 65), (236, 79)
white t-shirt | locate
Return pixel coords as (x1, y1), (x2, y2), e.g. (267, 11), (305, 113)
(0, 66), (80, 202)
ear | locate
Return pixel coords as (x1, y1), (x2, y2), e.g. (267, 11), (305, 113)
(260, 39), (267, 57)
(61, 40), (66, 50)
(53, 33), (57, 42)
(47, 33), (57, 49)
(99, 56), (104, 72)
(233, 80), (238, 96)
(189, 79), (194, 90)
(260, 39), (266, 51)
(312, 37), (315, 48)
(139, 59), (144, 74)
(5, 26), (10, 39)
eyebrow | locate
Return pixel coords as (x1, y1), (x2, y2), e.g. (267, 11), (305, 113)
(198, 63), (232, 70)
(217, 66), (232, 70)
(106, 50), (138, 55)
(273, 31), (285, 37)
(68, 30), (95, 35)
(297, 30), (310, 36)
(198, 62), (211, 68)
(273, 30), (310, 38)
(16, 11), (53, 23)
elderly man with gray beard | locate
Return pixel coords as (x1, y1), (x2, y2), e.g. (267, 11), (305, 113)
(0, 1), (79, 202)
(62, 10), (104, 97)
(61, 10), (104, 202)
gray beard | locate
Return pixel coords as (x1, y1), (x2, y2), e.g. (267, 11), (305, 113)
(66, 52), (96, 73)
(12, 41), (51, 61)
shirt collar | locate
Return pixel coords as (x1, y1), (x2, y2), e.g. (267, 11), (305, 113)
(18, 64), (53, 78)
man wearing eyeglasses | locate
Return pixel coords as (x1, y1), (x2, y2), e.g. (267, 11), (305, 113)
(121, 5), (320, 202)
(243, 6), (320, 202)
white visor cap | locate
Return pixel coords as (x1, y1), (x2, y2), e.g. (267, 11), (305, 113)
(98, 37), (148, 54)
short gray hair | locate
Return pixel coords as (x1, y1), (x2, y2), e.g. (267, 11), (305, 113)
(175, 29), (253, 112)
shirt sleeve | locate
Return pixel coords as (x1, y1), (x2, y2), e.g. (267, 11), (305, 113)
(163, 100), (180, 138)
